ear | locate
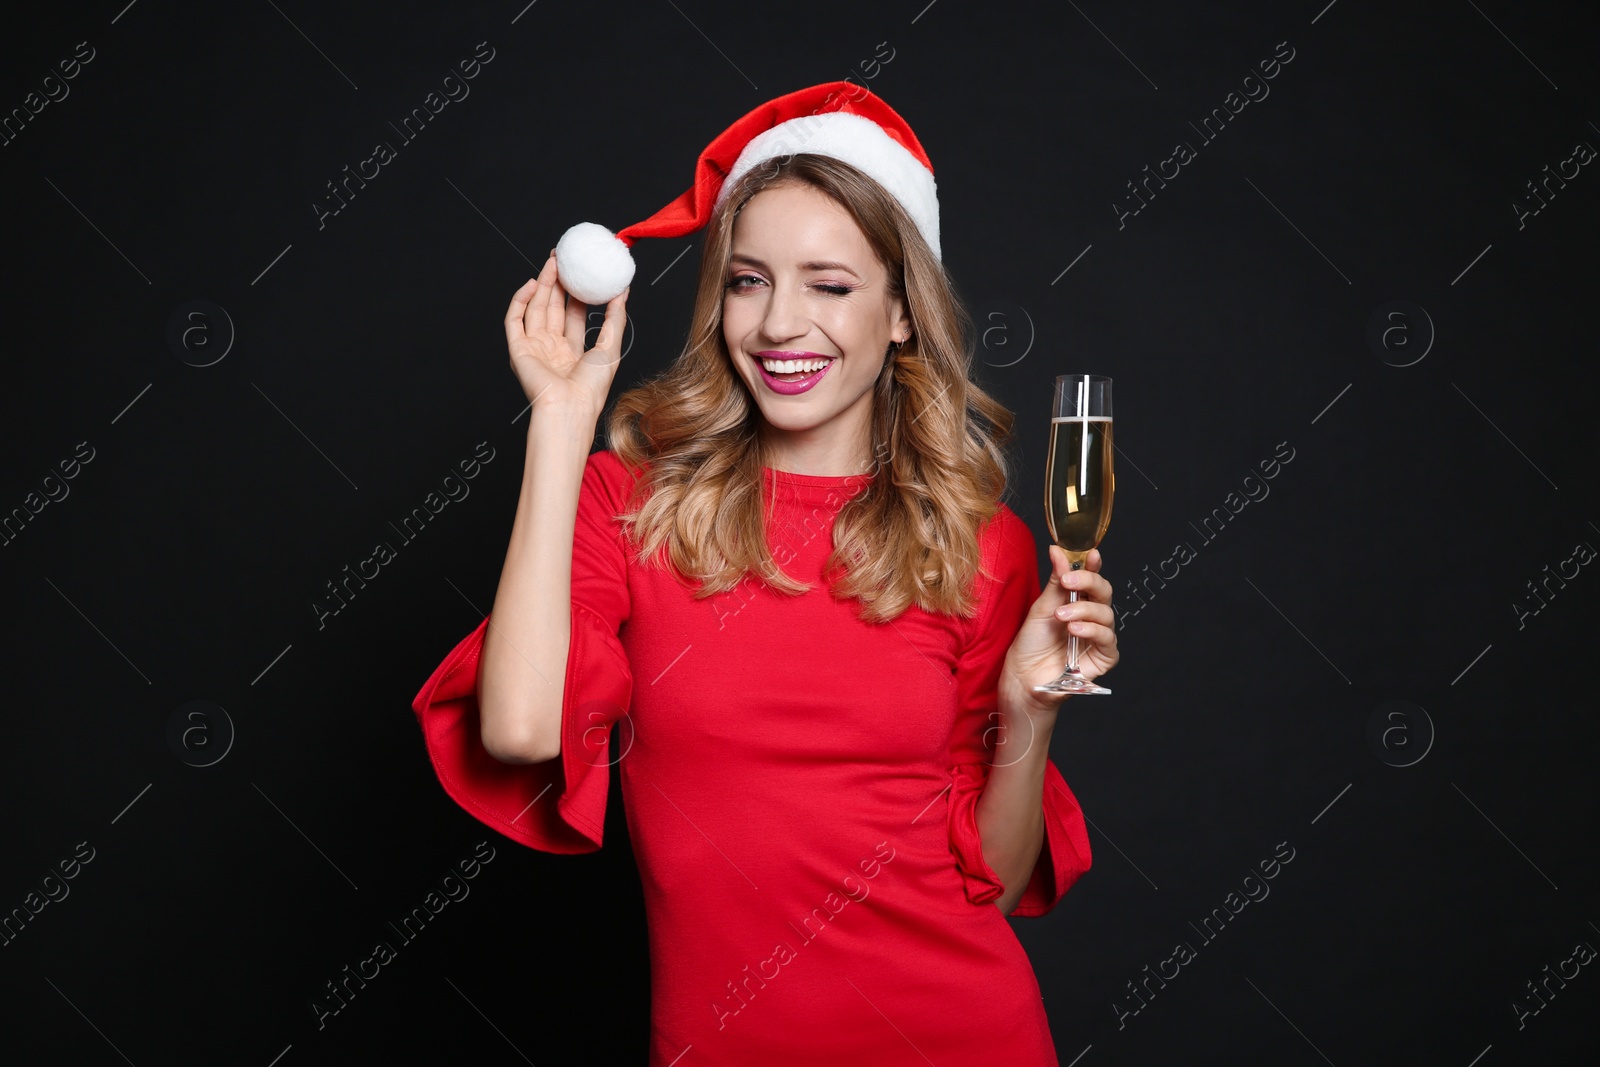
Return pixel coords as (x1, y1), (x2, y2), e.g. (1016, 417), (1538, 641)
(889, 299), (913, 345)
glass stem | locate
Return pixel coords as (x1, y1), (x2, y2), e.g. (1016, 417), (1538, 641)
(1066, 554), (1085, 674)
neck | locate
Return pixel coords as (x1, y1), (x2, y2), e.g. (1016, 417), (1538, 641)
(760, 431), (876, 479)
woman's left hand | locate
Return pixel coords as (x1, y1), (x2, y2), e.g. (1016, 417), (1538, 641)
(999, 546), (1120, 717)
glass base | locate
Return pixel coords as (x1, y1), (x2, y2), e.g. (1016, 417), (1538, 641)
(1033, 669), (1112, 696)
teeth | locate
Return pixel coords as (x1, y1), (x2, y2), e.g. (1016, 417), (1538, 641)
(760, 357), (832, 374)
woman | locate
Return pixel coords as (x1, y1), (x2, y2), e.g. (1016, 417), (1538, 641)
(410, 81), (1118, 1065)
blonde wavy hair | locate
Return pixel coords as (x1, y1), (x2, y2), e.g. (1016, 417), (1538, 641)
(604, 153), (1018, 624)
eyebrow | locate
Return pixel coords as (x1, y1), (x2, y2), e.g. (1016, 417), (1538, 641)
(729, 253), (861, 280)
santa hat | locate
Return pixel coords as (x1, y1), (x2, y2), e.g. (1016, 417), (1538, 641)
(553, 80), (940, 305)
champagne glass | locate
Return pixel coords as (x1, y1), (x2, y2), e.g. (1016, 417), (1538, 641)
(1036, 375), (1114, 695)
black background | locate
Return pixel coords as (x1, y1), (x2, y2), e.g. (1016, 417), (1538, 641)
(2, 1), (1596, 1063)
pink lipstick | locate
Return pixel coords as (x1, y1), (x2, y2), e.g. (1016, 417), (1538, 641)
(753, 351), (836, 395)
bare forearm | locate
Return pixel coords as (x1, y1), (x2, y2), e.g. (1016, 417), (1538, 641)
(976, 701), (1056, 915)
(476, 407), (596, 763)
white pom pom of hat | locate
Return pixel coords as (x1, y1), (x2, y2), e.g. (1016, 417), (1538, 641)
(555, 222), (636, 306)
(552, 80), (939, 306)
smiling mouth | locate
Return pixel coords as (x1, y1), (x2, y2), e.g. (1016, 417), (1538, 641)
(753, 352), (836, 378)
(749, 352), (836, 393)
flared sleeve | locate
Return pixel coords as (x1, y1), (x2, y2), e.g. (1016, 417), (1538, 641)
(408, 450), (637, 853)
(945, 507), (1093, 917)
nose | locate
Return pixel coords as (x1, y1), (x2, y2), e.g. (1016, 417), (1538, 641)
(759, 280), (807, 343)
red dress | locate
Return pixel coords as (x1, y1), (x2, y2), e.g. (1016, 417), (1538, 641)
(410, 449), (1093, 1065)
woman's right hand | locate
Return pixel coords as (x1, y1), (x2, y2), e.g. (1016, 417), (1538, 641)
(505, 249), (629, 421)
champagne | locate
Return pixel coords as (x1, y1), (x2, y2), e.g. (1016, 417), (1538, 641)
(1035, 376), (1115, 696)
(1044, 415), (1114, 558)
